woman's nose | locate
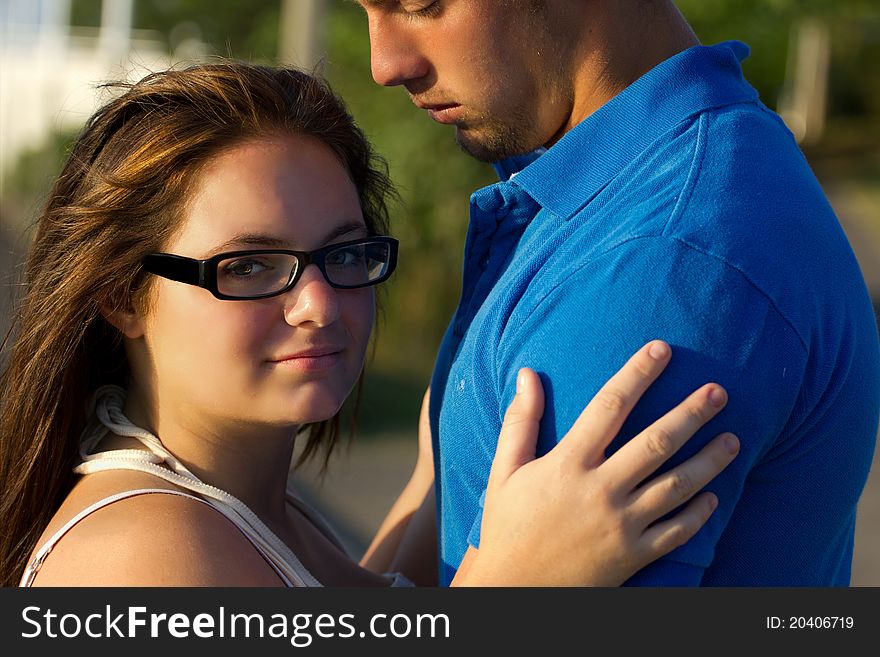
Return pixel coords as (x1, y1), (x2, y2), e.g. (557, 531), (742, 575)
(282, 264), (340, 328)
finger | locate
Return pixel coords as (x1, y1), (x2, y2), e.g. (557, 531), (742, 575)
(638, 492), (719, 558)
(560, 340), (672, 466)
(487, 368), (545, 486)
(601, 382), (729, 491)
(628, 432), (739, 522)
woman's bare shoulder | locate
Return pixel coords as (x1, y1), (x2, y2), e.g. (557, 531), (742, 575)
(29, 471), (284, 587)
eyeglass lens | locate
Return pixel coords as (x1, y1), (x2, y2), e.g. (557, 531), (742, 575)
(216, 241), (391, 297)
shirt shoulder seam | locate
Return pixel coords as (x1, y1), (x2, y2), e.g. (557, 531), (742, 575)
(512, 234), (809, 354)
(661, 112), (710, 237)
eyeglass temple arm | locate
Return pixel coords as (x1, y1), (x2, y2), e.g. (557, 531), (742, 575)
(142, 254), (204, 286)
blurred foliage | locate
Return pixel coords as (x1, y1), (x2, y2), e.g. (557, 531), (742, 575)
(0, 130), (77, 237)
(678, 0), (880, 145)
(71, 0), (281, 60)
(68, 0), (101, 27)
(5, 0), (880, 409)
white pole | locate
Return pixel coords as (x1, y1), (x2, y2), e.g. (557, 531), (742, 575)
(778, 18), (831, 146)
(278, 0), (326, 70)
(37, 0), (71, 52)
(99, 0), (133, 59)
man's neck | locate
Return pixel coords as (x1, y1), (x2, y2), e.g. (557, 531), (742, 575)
(551, 1), (700, 144)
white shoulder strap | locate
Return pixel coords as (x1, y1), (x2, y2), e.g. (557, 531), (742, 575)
(71, 386), (321, 588)
(20, 488), (208, 587)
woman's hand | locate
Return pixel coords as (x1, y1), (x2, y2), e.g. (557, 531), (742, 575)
(453, 340), (739, 586)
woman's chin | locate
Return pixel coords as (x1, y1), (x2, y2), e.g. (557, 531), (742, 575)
(267, 389), (347, 426)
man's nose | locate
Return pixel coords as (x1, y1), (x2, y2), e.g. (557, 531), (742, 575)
(368, 14), (429, 87)
(282, 264), (340, 328)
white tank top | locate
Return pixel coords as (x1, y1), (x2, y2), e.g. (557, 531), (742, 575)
(19, 385), (412, 588)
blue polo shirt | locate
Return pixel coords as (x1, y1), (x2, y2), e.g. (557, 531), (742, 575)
(429, 41), (880, 586)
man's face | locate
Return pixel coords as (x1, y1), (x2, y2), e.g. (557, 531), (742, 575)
(359, 0), (575, 162)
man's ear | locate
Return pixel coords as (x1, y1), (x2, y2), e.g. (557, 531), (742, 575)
(100, 303), (145, 339)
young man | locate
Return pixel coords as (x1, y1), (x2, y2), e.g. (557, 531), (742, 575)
(357, 0), (880, 585)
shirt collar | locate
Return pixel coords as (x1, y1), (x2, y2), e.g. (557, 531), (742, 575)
(494, 41), (759, 219)
(493, 148), (546, 182)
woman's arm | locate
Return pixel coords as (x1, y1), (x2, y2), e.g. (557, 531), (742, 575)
(383, 483), (438, 585)
(363, 340), (738, 587)
(360, 387), (437, 580)
(451, 340), (739, 587)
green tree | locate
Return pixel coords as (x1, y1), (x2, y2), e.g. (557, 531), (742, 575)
(72, 0), (281, 60)
(17, 0), (880, 399)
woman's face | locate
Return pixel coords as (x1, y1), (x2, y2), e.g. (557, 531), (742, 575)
(130, 135), (375, 430)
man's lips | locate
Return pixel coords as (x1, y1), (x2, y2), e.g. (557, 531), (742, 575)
(413, 101), (463, 124)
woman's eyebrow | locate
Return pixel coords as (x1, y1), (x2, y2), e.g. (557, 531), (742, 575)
(206, 222), (369, 256)
(323, 222), (369, 243)
(206, 234), (288, 255)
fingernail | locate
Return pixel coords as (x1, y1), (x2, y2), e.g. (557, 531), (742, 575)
(516, 370), (526, 395)
(648, 341), (669, 360)
(724, 434), (740, 455)
(708, 495), (718, 511)
(708, 386), (727, 407)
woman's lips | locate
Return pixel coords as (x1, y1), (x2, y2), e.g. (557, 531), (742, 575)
(269, 348), (343, 371)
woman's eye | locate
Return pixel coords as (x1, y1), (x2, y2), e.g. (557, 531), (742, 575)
(223, 259), (270, 277)
(326, 251), (352, 266)
(327, 247), (365, 267)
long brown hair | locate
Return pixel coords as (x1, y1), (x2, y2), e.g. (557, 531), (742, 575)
(0, 63), (394, 586)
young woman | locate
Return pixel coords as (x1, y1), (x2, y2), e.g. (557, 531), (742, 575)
(0, 63), (738, 587)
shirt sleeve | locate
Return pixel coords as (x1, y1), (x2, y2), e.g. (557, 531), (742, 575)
(467, 235), (807, 584)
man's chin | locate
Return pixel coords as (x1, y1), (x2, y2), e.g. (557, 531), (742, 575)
(455, 126), (537, 163)
(455, 135), (495, 163)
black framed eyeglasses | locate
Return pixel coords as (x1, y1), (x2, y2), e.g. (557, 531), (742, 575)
(142, 236), (398, 300)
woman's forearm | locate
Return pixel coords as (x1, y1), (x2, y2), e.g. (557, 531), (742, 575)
(385, 484), (438, 585)
(359, 459), (434, 575)
(360, 387), (437, 580)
